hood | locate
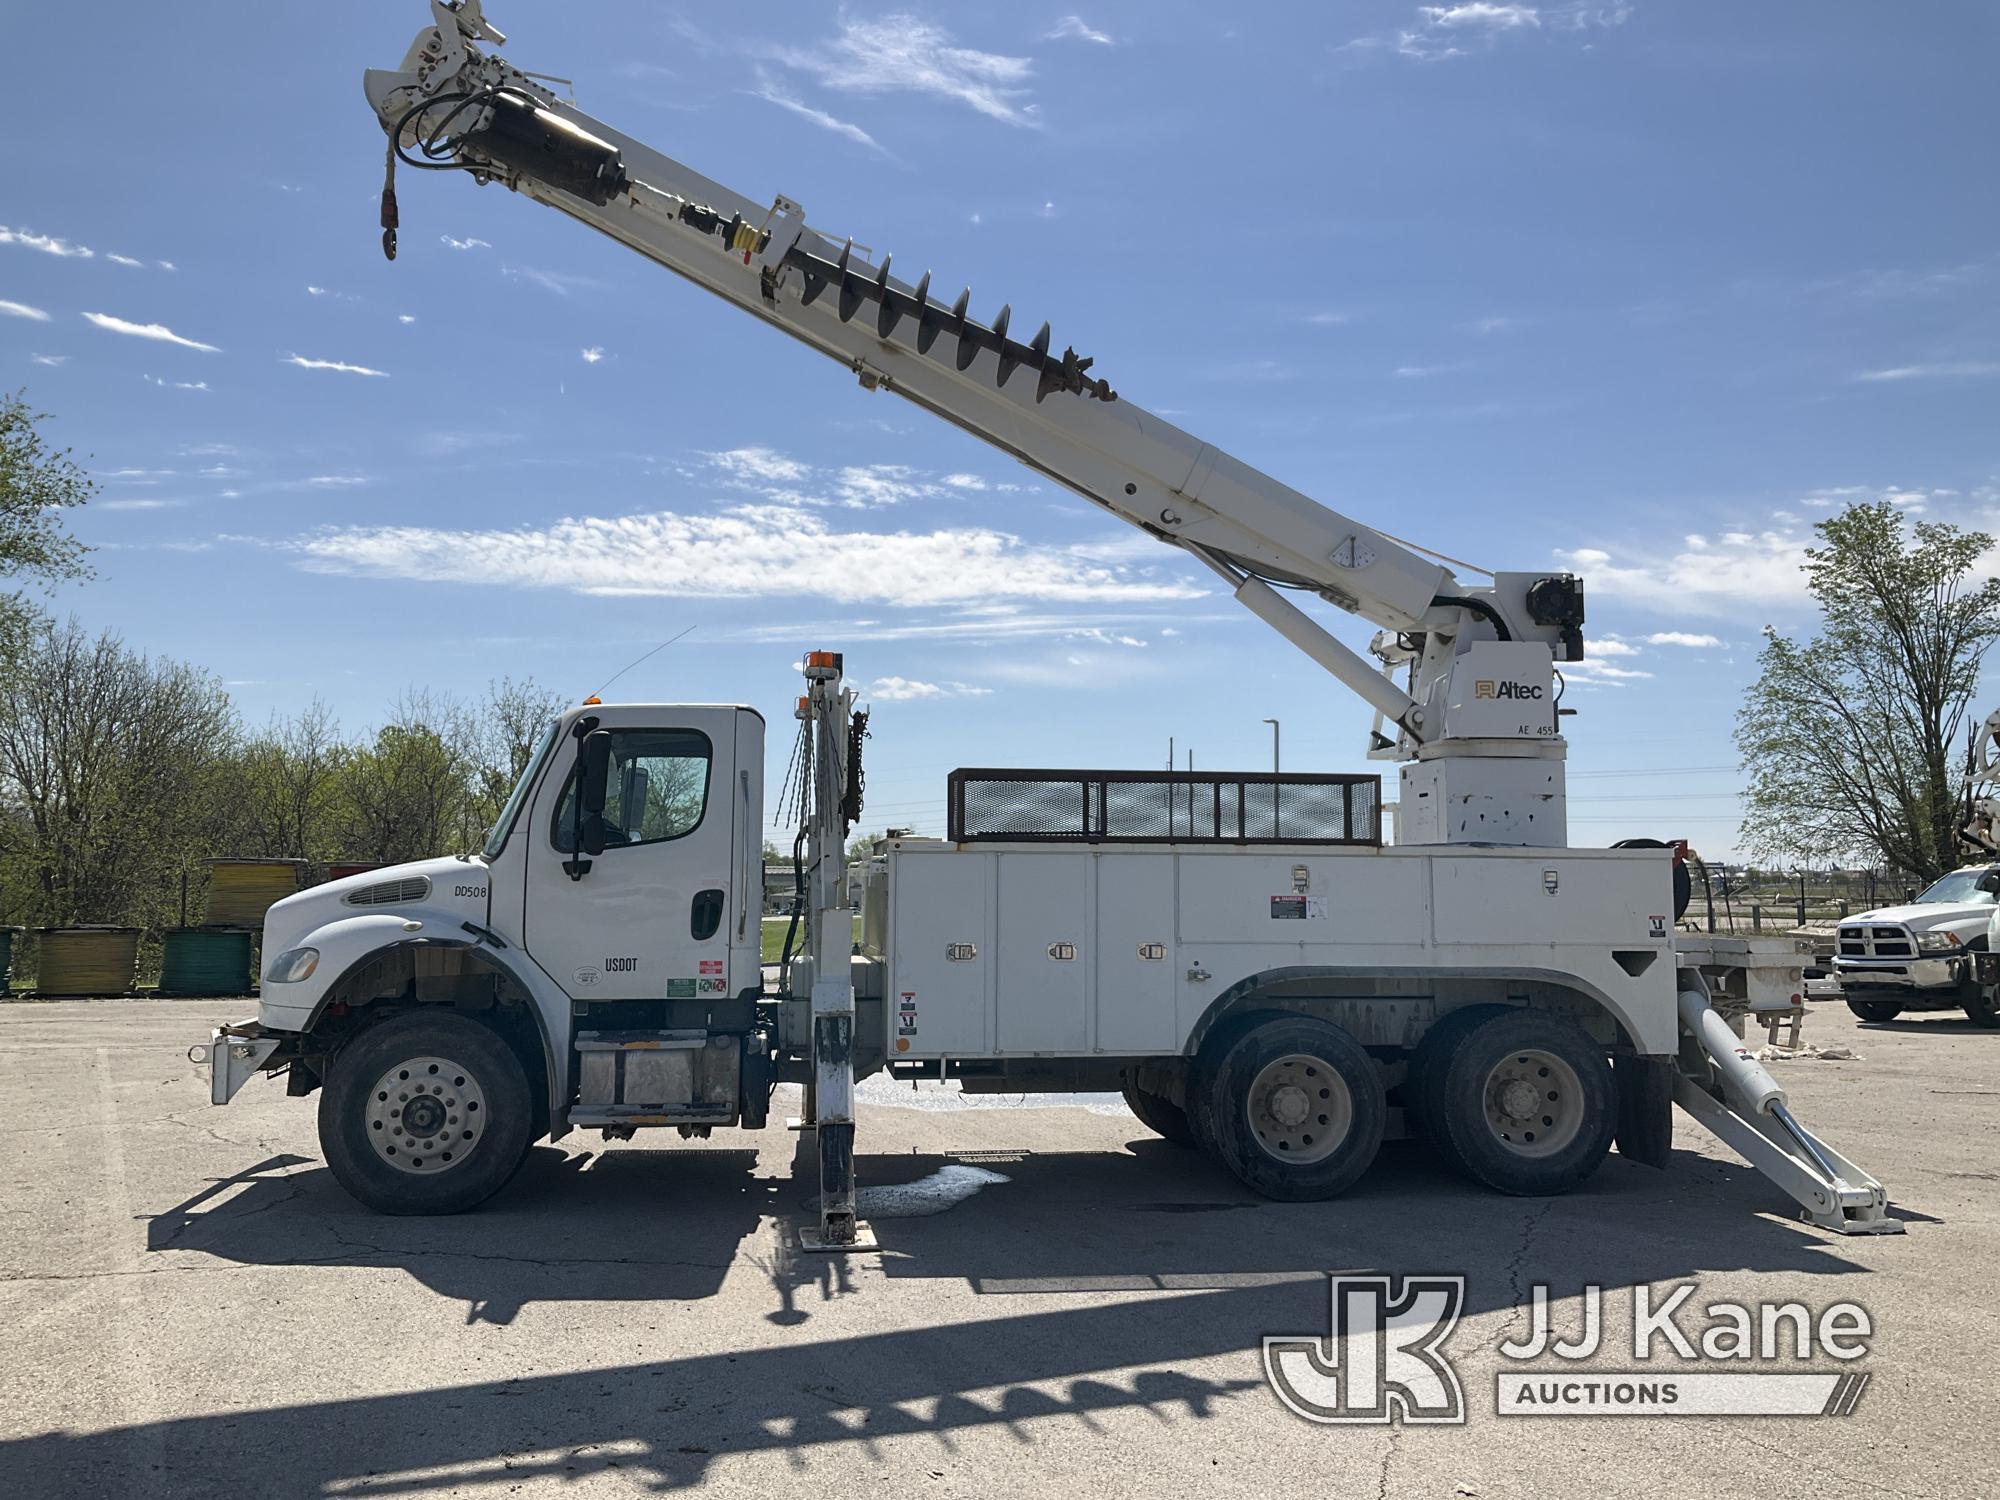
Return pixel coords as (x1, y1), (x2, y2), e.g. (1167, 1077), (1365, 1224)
(1843, 900), (1994, 932)
(262, 855), (491, 956)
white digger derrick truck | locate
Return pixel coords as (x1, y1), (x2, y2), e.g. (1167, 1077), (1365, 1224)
(201, 0), (1900, 1242)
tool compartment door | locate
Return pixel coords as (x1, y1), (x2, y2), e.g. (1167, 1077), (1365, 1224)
(996, 853), (1090, 1053)
(888, 848), (990, 1056)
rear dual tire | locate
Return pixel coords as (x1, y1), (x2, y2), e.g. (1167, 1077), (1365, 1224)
(1421, 1010), (1617, 1197)
(1205, 1016), (1385, 1202)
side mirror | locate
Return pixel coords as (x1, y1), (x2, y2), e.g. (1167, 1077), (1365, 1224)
(577, 729), (613, 856)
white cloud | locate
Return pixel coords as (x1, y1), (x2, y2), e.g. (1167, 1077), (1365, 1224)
(1306, 311), (1351, 326)
(1470, 315), (1518, 335)
(284, 354), (389, 378)
(707, 447), (811, 483)
(84, 312), (220, 352)
(866, 676), (993, 701)
(142, 374), (210, 392)
(1555, 529), (1812, 617)
(105, 253), (143, 269)
(1354, 1), (1628, 62)
(1424, 3), (1540, 29)
(1393, 360), (1471, 378)
(30, 353), (65, 365)
(440, 235), (491, 251)
(157, 260), (176, 272)
(1646, 631), (1724, 648)
(580, 346), (606, 364)
(775, 15), (1037, 127)
(1589, 636), (1642, 657)
(501, 264), (605, 296)
(1853, 361), (2000, 382)
(941, 473), (987, 490)
(303, 475), (370, 488)
(1558, 658), (1653, 688)
(1045, 16), (1113, 45)
(398, 314), (417, 324)
(0, 299), (49, 321)
(0, 226), (92, 259)
(101, 498), (183, 511)
(288, 503), (1206, 607)
(750, 78), (886, 153)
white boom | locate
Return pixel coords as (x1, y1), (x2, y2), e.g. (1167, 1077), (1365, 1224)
(363, 0), (1587, 850)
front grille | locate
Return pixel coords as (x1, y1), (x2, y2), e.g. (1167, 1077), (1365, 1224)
(344, 876), (431, 907)
(1838, 924), (1915, 960)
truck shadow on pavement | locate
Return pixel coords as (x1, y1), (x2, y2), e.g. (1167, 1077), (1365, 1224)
(36, 1131), (1892, 1496)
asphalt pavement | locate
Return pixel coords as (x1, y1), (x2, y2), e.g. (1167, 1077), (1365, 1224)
(0, 997), (1991, 1498)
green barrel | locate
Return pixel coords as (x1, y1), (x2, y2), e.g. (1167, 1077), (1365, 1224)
(0, 927), (17, 993)
(158, 928), (254, 997)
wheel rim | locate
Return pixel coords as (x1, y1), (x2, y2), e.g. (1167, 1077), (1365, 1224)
(363, 1054), (488, 1175)
(1480, 1048), (1584, 1158)
(1244, 1053), (1352, 1165)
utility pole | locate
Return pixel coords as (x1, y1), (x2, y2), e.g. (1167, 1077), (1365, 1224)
(1263, 717), (1280, 836)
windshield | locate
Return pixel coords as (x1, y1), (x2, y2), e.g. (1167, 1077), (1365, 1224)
(1915, 869), (1998, 906)
(482, 718), (562, 860)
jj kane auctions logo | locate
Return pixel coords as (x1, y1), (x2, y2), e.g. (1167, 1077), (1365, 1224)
(1266, 1277), (1874, 1423)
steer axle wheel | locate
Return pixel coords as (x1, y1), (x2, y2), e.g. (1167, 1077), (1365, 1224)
(1427, 1010), (1615, 1197)
(1845, 998), (1904, 1024)
(319, 1010), (533, 1215)
(1206, 1016), (1385, 1201)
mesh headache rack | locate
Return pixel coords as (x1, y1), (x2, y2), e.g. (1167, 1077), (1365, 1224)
(946, 768), (1381, 846)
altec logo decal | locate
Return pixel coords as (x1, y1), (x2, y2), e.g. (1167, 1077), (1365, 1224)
(1474, 680), (1544, 700)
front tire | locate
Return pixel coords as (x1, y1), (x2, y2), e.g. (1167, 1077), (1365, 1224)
(1845, 998), (1904, 1024)
(1432, 1011), (1615, 1197)
(1965, 989), (2000, 1029)
(318, 1010), (534, 1215)
(1206, 1016), (1385, 1201)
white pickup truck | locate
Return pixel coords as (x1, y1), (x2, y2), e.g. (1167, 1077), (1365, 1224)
(1832, 864), (2000, 1025)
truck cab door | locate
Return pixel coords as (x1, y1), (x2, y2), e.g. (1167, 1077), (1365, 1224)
(522, 705), (764, 1007)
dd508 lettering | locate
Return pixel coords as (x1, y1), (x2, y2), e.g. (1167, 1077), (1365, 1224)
(453, 884), (487, 899)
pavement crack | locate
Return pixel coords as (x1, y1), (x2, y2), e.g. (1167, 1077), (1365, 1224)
(1503, 1200), (1554, 1339)
(1375, 1427), (1401, 1500)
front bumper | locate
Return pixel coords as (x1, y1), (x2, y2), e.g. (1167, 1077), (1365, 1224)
(1831, 954), (1965, 992)
(194, 1021), (281, 1104)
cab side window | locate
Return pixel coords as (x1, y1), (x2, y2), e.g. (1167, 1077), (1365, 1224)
(551, 728), (711, 852)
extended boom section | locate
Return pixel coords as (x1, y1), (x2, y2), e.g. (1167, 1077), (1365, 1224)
(365, 0), (1585, 849)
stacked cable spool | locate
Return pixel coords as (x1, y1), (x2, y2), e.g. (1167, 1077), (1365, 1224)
(203, 859), (306, 929)
(157, 928), (254, 998)
(35, 927), (140, 997)
(0, 927), (19, 994)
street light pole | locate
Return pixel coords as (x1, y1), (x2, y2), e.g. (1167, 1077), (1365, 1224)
(1263, 718), (1280, 835)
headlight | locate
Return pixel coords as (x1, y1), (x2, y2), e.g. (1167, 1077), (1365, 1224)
(266, 946), (320, 983)
(1916, 931), (1962, 954)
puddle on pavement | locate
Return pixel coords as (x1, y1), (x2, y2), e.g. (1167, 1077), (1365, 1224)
(809, 1163), (1010, 1219)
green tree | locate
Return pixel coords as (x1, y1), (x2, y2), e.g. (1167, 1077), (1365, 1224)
(0, 391), (95, 667)
(0, 616), (237, 927)
(233, 698), (348, 860)
(333, 691), (481, 863)
(1737, 502), (2000, 881)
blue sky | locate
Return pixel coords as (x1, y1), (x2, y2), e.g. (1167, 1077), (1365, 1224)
(3, 1), (1995, 858)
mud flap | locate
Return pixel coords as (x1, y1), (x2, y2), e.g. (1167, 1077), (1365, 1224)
(1614, 1054), (1674, 1168)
